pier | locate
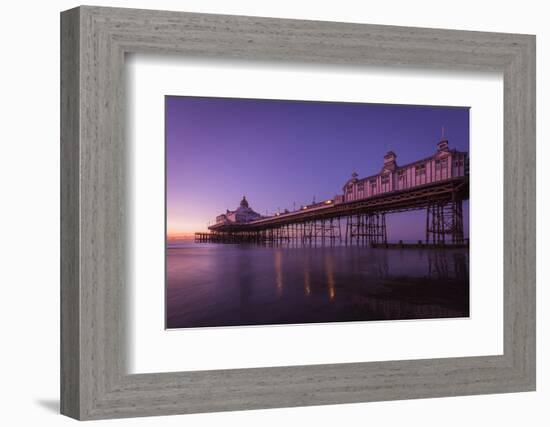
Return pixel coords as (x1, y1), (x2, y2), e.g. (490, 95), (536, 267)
(196, 140), (469, 247)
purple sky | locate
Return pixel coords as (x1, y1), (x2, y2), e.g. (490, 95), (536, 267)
(166, 96), (469, 240)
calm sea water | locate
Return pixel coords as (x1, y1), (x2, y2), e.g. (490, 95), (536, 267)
(166, 240), (469, 329)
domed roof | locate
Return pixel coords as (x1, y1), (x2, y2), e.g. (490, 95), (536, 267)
(240, 195), (249, 208)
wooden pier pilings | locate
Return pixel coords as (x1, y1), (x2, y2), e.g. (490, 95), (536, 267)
(195, 232), (266, 244)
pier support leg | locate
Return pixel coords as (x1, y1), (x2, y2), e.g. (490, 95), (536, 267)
(426, 199), (464, 245)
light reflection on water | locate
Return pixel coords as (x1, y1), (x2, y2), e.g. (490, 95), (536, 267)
(166, 240), (469, 329)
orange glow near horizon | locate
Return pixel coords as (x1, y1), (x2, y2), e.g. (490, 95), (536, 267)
(167, 224), (209, 240)
(167, 218), (210, 236)
(167, 232), (196, 240)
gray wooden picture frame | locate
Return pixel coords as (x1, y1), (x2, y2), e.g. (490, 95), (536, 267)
(60, 5), (536, 420)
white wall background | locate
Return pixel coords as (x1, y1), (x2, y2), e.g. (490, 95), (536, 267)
(0, 1), (546, 425)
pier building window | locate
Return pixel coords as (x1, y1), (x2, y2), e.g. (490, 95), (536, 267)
(397, 170), (406, 188)
(357, 182), (364, 198)
(415, 164), (426, 176)
(381, 174), (389, 184)
(370, 179), (377, 194)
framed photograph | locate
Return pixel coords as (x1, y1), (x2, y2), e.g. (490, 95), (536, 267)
(165, 96), (471, 329)
(61, 6), (536, 420)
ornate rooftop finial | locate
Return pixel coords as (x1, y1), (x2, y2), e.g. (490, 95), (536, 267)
(382, 151), (398, 172)
(240, 195), (249, 208)
(384, 151), (397, 163)
(437, 139), (449, 152)
(437, 126), (449, 151)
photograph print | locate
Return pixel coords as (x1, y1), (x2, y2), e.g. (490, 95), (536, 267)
(165, 96), (469, 329)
